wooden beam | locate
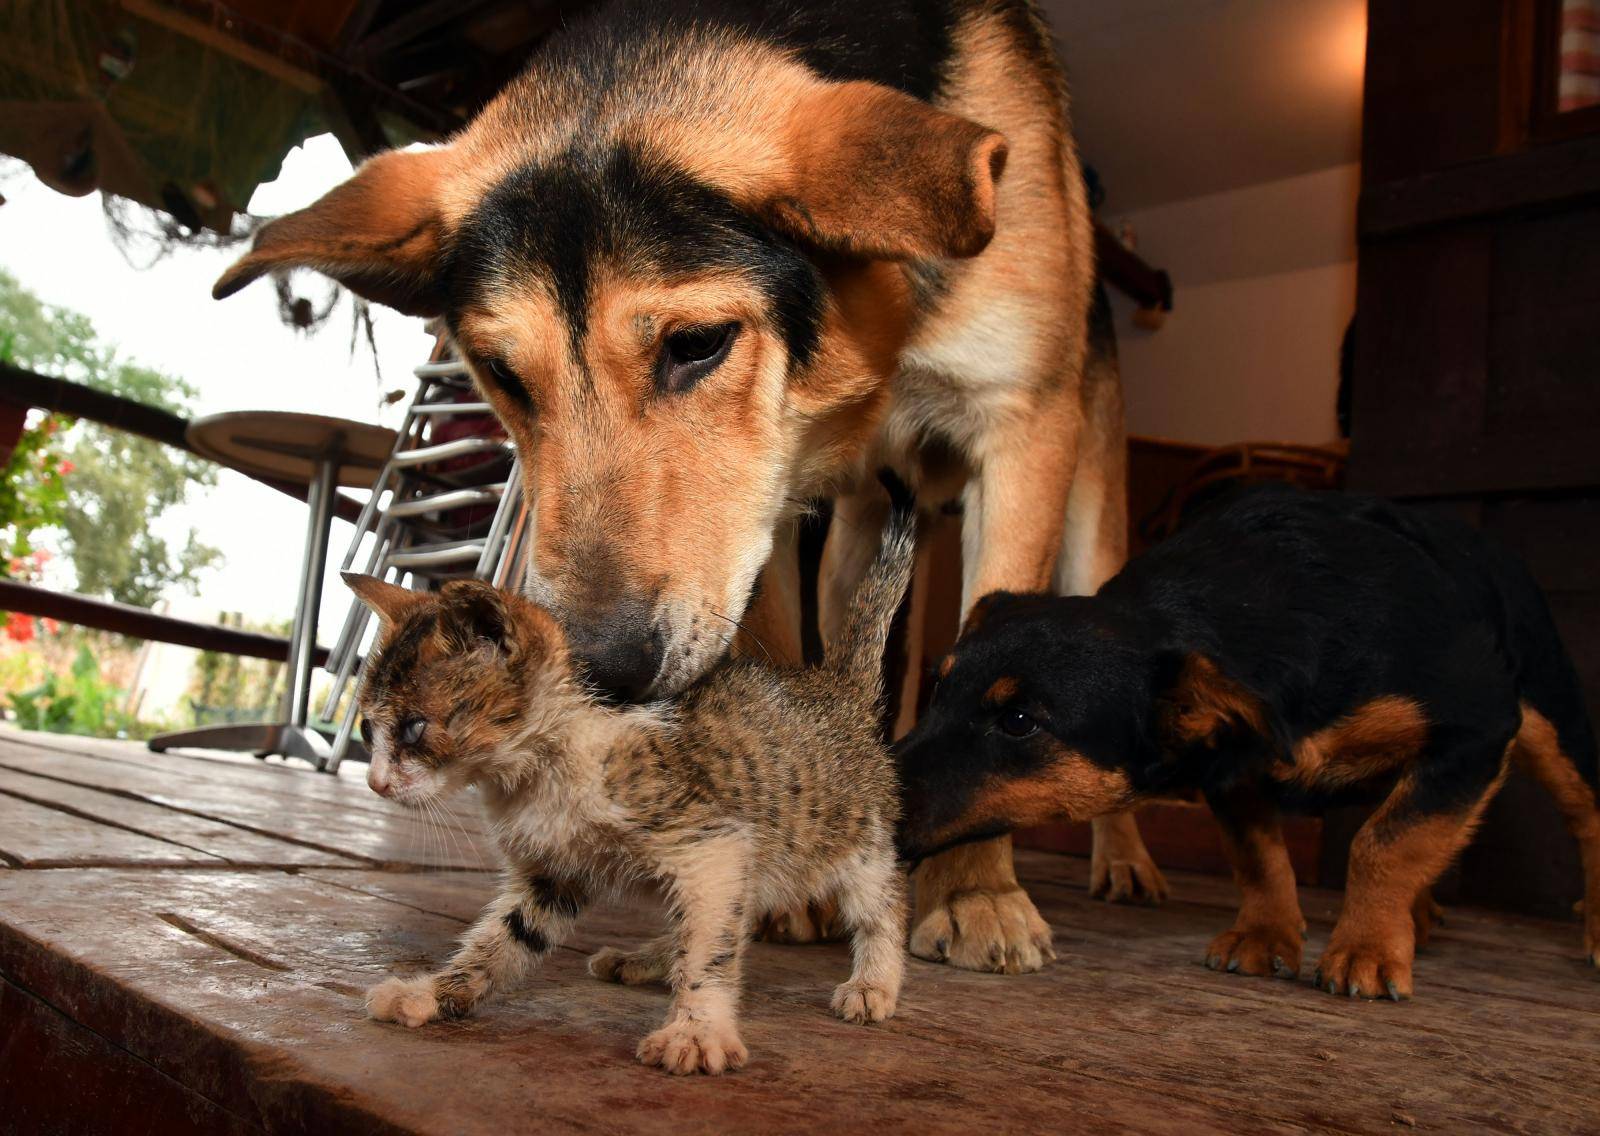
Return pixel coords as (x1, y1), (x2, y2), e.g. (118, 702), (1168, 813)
(1094, 222), (1174, 313)
(119, 0), (324, 94)
(0, 365), (367, 525)
(0, 580), (328, 665)
(356, 0), (502, 58)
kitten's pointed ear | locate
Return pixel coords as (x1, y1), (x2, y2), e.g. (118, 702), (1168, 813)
(213, 146), (455, 316)
(439, 580), (517, 655)
(344, 573), (424, 628)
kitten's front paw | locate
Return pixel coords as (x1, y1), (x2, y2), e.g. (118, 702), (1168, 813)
(831, 979), (897, 1024)
(636, 1017), (748, 1075)
(365, 976), (440, 1028)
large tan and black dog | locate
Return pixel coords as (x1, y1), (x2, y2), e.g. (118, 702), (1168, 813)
(215, 0), (1167, 973)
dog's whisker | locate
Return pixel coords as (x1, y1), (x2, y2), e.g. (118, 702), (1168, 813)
(709, 607), (773, 666)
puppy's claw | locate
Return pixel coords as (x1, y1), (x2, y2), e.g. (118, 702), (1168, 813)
(1386, 980), (1404, 1002)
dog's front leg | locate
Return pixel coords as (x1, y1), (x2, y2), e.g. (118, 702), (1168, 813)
(905, 400), (1087, 973)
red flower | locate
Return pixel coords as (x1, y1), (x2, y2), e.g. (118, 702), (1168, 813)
(5, 612), (35, 643)
(57, 460), (75, 475)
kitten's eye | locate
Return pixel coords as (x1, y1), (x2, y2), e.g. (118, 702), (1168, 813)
(399, 717), (427, 746)
(998, 709), (1038, 738)
(358, 717), (373, 745)
(656, 321), (739, 394)
(482, 357), (532, 411)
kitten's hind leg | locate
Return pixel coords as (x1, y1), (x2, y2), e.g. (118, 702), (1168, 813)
(367, 867), (585, 1027)
(830, 840), (907, 1025)
(589, 931), (677, 986)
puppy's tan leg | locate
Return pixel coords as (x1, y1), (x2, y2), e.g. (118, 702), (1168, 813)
(829, 840), (907, 1025)
(1055, 350), (1167, 906)
(1317, 749), (1511, 1000)
(638, 838), (751, 1075)
(368, 868), (584, 1027)
(1512, 703), (1600, 968)
(1203, 795), (1304, 979)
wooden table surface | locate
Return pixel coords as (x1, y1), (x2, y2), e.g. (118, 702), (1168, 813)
(1, 726), (1597, 1135)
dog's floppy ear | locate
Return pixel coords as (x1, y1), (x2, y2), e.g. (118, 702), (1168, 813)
(1154, 652), (1269, 754)
(213, 146), (455, 316)
(344, 573), (426, 629)
(769, 81), (1009, 262)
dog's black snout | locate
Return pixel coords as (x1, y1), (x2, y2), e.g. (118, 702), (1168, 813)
(565, 603), (663, 703)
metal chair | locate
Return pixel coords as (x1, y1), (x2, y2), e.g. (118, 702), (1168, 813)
(318, 355), (529, 772)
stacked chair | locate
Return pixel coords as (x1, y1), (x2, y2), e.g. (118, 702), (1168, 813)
(318, 351), (530, 772)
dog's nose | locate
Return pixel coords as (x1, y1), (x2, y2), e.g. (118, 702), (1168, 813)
(565, 603), (663, 702)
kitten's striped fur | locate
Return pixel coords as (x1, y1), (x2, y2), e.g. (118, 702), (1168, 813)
(349, 477), (915, 1075)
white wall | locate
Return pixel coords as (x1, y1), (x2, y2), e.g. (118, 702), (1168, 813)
(1107, 163), (1359, 446)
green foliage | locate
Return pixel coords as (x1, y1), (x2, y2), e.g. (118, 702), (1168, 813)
(0, 267), (220, 605)
(7, 643), (146, 739)
(0, 413), (70, 563)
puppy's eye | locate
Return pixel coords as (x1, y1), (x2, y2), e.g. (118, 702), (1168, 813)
(998, 709), (1038, 738)
(359, 717), (373, 745)
(656, 321), (739, 394)
(399, 717), (428, 746)
(482, 358), (532, 411)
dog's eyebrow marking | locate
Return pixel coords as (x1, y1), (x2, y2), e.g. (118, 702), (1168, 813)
(983, 677), (1019, 705)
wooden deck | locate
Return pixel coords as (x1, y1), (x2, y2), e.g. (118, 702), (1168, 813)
(1, 727), (1597, 1135)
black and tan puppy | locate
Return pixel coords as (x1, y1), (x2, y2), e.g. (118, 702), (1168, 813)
(896, 486), (1600, 999)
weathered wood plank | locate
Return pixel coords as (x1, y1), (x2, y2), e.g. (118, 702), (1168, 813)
(0, 767), (366, 869)
(0, 793), (224, 868)
(0, 749), (495, 871)
(0, 977), (262, 1136)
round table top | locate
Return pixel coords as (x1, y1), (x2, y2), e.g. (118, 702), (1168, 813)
(187, 411), (398, 488)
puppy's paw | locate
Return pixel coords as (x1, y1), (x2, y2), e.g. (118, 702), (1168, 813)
(587, 946), (669, 986)
(1089, 818), (1169, 905)
(365, 976), (440, 1028)
(637, 1017), (748, 1076)
(1315, 931), (1414, 1001)
(755, 898), (844, 944)
(1412, 890), (1445, 950)
(910, 887), (1055, 974)
(831, 979), (898, 1024)
(1204, 924), (1302, 979)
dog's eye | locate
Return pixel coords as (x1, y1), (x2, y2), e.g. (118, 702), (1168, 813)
(482, 357), (533, 411)
(358, 717), (373, 745)
(657, 321), (739, 394)
(399, 717), (428, 746)
(998, 709), (1038, 738)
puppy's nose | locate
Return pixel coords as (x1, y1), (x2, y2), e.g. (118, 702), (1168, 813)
(565, 602), (662, 702)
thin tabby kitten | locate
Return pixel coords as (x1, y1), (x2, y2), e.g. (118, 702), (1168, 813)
(348, 475), (915, 1075)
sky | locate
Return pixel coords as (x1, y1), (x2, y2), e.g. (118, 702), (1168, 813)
(0, 135), (438, 646)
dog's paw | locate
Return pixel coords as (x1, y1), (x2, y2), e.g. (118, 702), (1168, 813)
(365, 976), (440, 1028)
(1090, 816), (1169, 905)
(637, 1017), (748, 1076)
(755, 898), (844, 944)
(1412, 890), (1445, 950)
(910, 886), (1055, 974)
(1314, 931), (1414, 1001)
(831, 979), (898, 1024)
(1204, 924), (1302, 979)
(587, 945), (669, 986)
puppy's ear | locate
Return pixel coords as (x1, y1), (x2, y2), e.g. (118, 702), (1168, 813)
(960, 591), (1021, 638)
(1154, 652), (1268, 754)
(214, 146), (456, 316)
(769, 81), (1008, 262)
(344, 573), (425, 629)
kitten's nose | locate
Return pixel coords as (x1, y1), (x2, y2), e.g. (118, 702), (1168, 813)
(368, 753), (394, 797)
(564, 601), (662, 702)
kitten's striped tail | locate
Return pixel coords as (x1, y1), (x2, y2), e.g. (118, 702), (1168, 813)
(825, 470), (918, 706)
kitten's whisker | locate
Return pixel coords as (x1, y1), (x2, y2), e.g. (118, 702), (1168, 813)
(708, 608), (773, 667)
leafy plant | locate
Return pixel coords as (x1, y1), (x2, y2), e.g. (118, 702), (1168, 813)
(7, 643), (145, 739)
